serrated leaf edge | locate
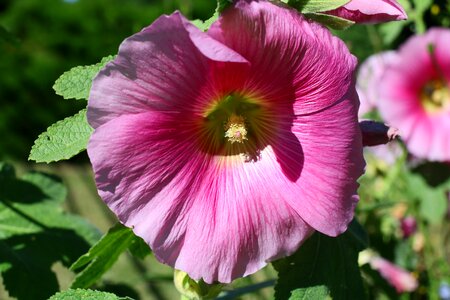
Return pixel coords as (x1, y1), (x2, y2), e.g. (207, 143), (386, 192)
(28, 109), (92, 163)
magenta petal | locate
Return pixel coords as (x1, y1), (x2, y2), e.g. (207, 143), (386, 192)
(88, 112), (315, 283)
(208, 0), (357, 116)
(88, 12), (248, 128)
(172, 154), (315, 283)
(289, 88), (364, 236)
(205, 0), (363, 235)
(357, 51), (398, 117)
(324, 0), (407, 23)
(370, 257), (418, 293)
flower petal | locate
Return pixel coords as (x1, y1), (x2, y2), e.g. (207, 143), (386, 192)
(356, 51), (398, 117)
(88, 112), (314, 283)
(207, 0), (357, 116)
(88, 12), (248, 128)
(289, 87), (365, 236)
(370, 257), (418, 293)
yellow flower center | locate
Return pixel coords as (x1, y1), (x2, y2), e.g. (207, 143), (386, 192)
(224, 114), (248, 144)
(199, 92), (274, 157)
(420, 80), (450, 113)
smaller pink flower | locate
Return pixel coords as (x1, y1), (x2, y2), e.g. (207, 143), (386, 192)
(370, 257), (418, 293)
(357, 51), (398, 118)
(400, 216), (417, 238)
(323, 0), (407, 24)
(378, 28), (450, 161)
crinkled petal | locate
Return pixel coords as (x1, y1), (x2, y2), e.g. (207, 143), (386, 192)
(88, 112), (314, 283)
(289, 87), (364, 236)
(88, 12), (248, 128)
(207, 0), (357, 116)
(207, 0), (363, 235)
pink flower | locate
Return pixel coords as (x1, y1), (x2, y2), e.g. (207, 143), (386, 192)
(87, 0), (364, 283)
(357, 51), (398, 118)
(370, 257), (418, 293)
(324, 0), (407, 24)
(378, 28), (450, 161)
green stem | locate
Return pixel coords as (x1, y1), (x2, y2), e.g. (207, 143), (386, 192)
(415, 17), (426, 34)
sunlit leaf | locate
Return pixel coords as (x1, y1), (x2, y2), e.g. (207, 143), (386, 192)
(305, 13), (355, 30)
(29, 109), (92, 163)
(192, 0), (230, 31)
(48, 289), (133, 300)
(290, 285), (330, 299)
(53, 55), (115, 100)
(288, 0), (349, 14)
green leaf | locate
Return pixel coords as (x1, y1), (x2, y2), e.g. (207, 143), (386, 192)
(53, 55), (115, 100)
(420, 191), (447, 224)
(405, 173), (448, 224)
(288, 0), (350, 14)
(0, 26), (20, 46)
(0, 169), (101, 300)
(273, 224), (366, 300)
(305, 13), (355, 30)
(0, 162), (15, 179)
(70, 223), (145, 289)
(412, 0), (433, 14)
(29, 109), (93, 163)
(128, 234), (152, 259)
(48, 289), (133, 300)
(0, 170), (55, 206)
(0, 172), (99, 241)
(192, 12), (219, 31)
(378, 20), (410, 45)
(347, 218), (369, 249)
(21, 171), (67, 203)
(290, 285), (330, 300)
(192, 0), (230, 31)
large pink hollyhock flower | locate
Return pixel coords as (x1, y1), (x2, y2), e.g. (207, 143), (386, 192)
(87, 0), (364, 283)
(323, 0), (407, 24)
(378, 28), (450, 161)
(370, 257), (418, 293)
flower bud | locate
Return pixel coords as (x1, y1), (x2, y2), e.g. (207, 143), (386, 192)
(400, 216), (417, 239)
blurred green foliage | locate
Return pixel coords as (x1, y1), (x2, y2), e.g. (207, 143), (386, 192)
(0, 162), (101, 300)
(0, 0), (214, 160)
